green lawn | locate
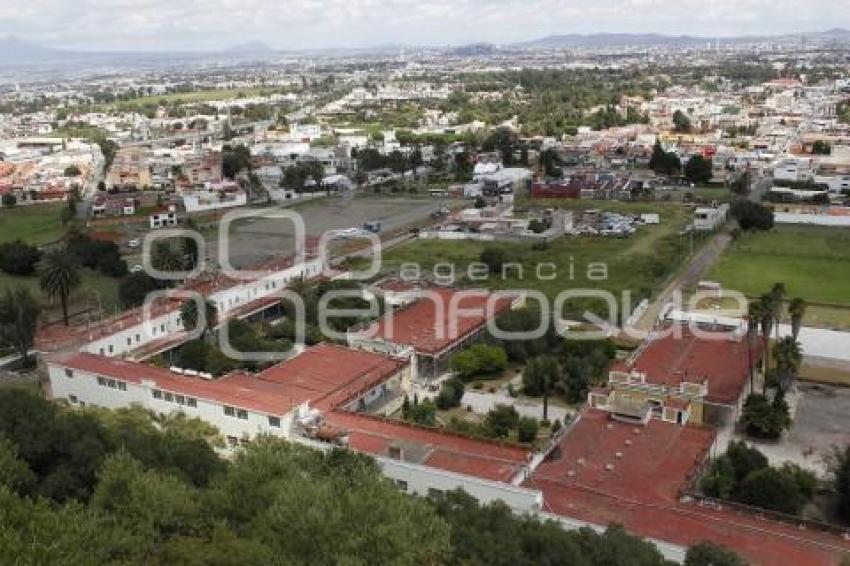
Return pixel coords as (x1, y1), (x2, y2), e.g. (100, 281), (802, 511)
(363, 203), (692, 320)
(0, 203), (65, 246)
(0, 270), (120, 324)
(708, 225), (850, 306)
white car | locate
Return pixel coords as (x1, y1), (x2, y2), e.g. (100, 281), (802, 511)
(129, 264), (144, 273)
(127, 239), (140, 248)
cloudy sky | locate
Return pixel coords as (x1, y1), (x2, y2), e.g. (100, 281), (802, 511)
(2, 0), (848, 51)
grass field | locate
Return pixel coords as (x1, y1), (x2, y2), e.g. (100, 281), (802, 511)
(0, 203), (65, 246)
(364, 202), (692, 320)
(0, 270), (120, 323)
(707, 225), (850, 306)
(115, 88), (278, 110)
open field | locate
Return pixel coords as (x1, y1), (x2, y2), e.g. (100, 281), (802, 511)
(0, 203), (65, 246)
(0, 270), (120, 323)
(366, 202), (693, 319)
(707, 225), (850, 307)
(208, 195), (446, 267)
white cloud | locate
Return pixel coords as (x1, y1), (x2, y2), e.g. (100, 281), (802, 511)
(2, 0), (847, 50)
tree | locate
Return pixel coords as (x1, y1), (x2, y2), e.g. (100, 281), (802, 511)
(811, 140), (831, 155)
(684, 542), (747, 566)
(64, 165), (82, 177)
(746, 300), (762, 393)
(1, 193), (16, 207)
(757, 294), (775, 390)
(180, 299), (218, 338)
(517, 416), (539, 443)
(684, 155), (713, 185)
(828, 445), (850, 522)
(435, 378), (465, 410)
(480, 245), (509, 274)
(0, 286), (40, 366)
(451, 344), (508, 380)
(741, 393), (789, 439)
(736, 466), (805, 514)
(484, 404), (519, 438)
(522, 356), (560, 421)
(221, 144), (251, 179)
(648, 141), (681, 176)
(673, 110), (692, 133)
(151, 241), (184, 277)
(788, 297), (806, 342)
(731, 200), (774, 231)
(730, 171), (751, 196)
(0, 239), (41, 276)
(39, 249), (81, 326)
(773, 336), (802, 393)
(118, 272), (164, 309)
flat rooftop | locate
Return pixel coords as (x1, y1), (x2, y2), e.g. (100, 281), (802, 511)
(358, 288), (514, 355)
(526, 409), (850, 565)
(616, 325), (757, 404)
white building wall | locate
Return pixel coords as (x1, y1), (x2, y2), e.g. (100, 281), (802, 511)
(47, 364), (295, 442)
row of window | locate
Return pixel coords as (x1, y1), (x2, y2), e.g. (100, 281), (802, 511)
(152, 389), (198, 408)
(223, 405), (249, 420)
(96, 376), (127, 391)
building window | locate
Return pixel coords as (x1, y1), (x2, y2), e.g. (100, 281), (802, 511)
(164, 392), (173, 402)
(396, 480), (408, 491)
(236, 409), (248, 420)
(226, 436), (238, 448)
(69, 394), (78, 403)
(175, 395), (185, 405)
(64, 368), (74, 378)
(108, 345), (114, 354)
(268, 416), (281, 428)
(97, 377), (106, 386)
(187, 397), (197, 408)
(107, 379), (117, 389)
(223, 406), (235, 417)
(153, 389), (163, 399)
(127, 338), (131, 346)
(136, 334), (141, 343)
(117, 382), (127, 391)
(99, 348), (105, 355)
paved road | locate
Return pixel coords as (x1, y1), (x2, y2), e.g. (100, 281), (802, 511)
(633, 232), (732, 331)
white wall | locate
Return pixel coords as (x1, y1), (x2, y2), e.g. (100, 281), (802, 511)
(47, 363), (294, 442)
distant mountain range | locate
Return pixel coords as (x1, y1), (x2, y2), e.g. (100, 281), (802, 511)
(1, 28), (849, 68)
(512, 28), (850, 49)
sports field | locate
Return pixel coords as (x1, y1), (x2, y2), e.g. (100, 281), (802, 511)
(708, 225), (850, 306)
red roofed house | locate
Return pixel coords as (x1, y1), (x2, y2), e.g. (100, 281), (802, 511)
(588, 324), (762, 426)
(347, 288), (522, 381)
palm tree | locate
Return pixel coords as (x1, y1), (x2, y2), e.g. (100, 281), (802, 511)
(180, 299), (218, 339)
(770, 282), (786, 340)
(746, 300), (763, 393)
(152, 241), (184, 280)
(788, 297), (806, 342)
(758, 294), (775, 394)
(773, 336), (802, 393)
(39, 250), (81, 326)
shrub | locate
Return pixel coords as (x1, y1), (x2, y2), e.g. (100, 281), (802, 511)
(0, 240), (41, 276)
(517, 417), (539, 443)
(484, 404), (519, 439)
(435, 378), (465, 410)
(452, 344), (508, 380)
(741, 393), (790, 439)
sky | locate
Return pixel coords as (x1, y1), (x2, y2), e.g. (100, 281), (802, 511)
(1, 0), (848, 51)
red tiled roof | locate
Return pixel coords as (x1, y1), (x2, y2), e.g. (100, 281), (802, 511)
(327, 411), (531, 483)
(358, 288), (515, 355)
(621, 326), (759, 404)
(255, 342), (408, 411)
(526, 409), (850, 565)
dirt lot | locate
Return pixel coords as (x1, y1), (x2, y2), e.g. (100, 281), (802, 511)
(206, 196), (444, 268)
(737, 383), (850, 475)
